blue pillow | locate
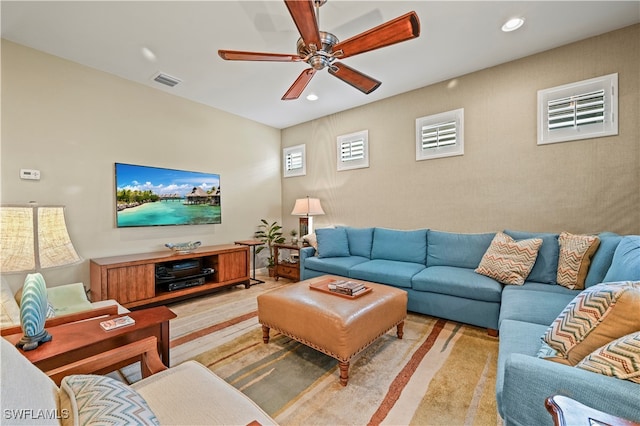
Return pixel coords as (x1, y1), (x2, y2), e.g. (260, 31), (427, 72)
(341, 227), (374, 258)
(603, 235), (640, 282)
(315, 227), (350, 258)
(504, 230), (559, 284)
(585, 232), (623, 287)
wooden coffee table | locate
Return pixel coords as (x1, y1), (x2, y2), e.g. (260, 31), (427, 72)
(258, 275), (407, 386)
(3, 306), (176, 383)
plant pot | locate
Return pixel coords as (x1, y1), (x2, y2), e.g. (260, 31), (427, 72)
(268, 267), (275, 278)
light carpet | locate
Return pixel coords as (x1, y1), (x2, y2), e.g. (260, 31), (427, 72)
(189, 308), (499, 426)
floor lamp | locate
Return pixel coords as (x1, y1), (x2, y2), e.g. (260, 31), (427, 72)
(1, 204), (82, 350)
(291, 196), (325, 238)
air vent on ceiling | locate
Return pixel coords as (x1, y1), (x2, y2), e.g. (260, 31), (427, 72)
(152, 72), (182, 87)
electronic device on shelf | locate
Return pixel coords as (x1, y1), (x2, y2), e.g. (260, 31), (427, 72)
(155, 259), (215, 291)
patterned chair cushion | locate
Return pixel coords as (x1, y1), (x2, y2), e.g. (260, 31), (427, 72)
(556, 232), (600, 290)
(576, 331), (640, 383)
(475, 232), (542, 285)
(60, 375), (159, 426)
(542, 281), (640, 365)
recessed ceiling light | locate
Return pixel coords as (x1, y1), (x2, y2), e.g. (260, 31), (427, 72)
(141, 47), (157, 62)
(502, 17), (525, 32)
(306, 93), (319, 101)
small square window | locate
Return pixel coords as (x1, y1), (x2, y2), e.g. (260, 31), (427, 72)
(337, 130), (369, 171)
(416, 108), (464, 161)
(283, 144), (306, 178)
(537, 73), (618, 145)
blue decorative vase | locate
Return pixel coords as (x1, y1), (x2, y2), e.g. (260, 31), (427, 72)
(17, 273), (52, 351)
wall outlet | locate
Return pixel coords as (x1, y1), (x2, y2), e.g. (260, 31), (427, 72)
(20, 169), (41, 180)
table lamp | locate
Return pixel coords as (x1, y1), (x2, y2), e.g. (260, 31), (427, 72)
(1, 204), (82, 350)
(291, 196), (325, 238)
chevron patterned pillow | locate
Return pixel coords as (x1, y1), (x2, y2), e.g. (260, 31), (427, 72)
(577, 331), (640, 383)
(557, 232), (600, 290)
(61, 375), (159, 425)
(475, 232), (542, 285)
(542, 281), (640, 365)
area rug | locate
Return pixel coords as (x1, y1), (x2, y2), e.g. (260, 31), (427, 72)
(192, 313), (499, 426)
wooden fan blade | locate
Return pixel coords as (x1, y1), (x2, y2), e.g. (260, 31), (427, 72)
(284, 0), (321, 50)
(328, 62), (381, 94)
(332, 11), (420, 59)
(218, 50), (302, 62)
(282, 68), (316, 100)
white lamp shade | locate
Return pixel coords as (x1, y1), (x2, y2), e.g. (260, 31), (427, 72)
(291, 197), (325, 216)
(1, 205), (82, 273)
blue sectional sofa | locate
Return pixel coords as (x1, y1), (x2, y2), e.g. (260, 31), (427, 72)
(299, 227), (640, 425)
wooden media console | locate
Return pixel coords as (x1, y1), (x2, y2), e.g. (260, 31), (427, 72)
(90, 244), (250, 309)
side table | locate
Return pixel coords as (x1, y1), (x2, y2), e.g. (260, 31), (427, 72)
(235, 239), (265, 286)
(3, 306), (176, 384)
(273, 243), (301, 281)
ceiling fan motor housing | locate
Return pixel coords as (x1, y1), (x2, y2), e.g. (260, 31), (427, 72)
(297, 31), (338, 70)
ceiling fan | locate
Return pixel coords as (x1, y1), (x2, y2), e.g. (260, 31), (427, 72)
(218, 0), (420, 100)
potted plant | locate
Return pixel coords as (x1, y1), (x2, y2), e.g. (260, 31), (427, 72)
(255, 219), (286, 276)
(290, 229), (298, 244)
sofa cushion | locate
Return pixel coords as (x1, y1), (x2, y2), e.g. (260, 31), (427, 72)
(47, 282), (93, 315)
(475, 232), (542, 285)
(504, 230), (559, 284)
(576, 331), (640, 384)
(603, 235), (640, 282)
(371, 228), (427, 264)
(585, 232), (622, 287)
(426, 230), (495, 269)
(412, 266), (502, 302)
(132, 361), (277, 425)
(556, 232), (600, 290)
(61, 375), (159, 426)
(542, 281), (640, 365)
(499, 286), (578, 327)
(0, 338), (59, 424)
(315, 227), (350, 258)
(341, 226), (374, 258)
(349, 259), (424, 288)
(304, 255), (370, 277)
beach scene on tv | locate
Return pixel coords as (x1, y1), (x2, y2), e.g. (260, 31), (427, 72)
(116, 163), (221, 227)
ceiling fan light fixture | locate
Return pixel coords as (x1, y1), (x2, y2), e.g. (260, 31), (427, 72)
(502, 17), (525, 32)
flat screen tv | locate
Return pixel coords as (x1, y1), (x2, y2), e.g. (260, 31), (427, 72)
(115, 163), (221, 227)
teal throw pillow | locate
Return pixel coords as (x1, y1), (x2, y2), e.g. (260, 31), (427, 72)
(342, 226), (374, 258)
(316, 227), (350, 258)
(603, 235), (640, 282)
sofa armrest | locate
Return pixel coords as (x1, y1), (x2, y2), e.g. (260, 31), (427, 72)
(47, 336), (167, 385)
(299, 246), (316, 280)
(502, 354), (640, 426)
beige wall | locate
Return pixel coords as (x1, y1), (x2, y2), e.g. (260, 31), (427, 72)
(281, 24), (640, 237)
(1, 40), (282, 291)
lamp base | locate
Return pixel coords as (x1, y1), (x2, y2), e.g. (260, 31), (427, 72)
(16, 329), (52, 351)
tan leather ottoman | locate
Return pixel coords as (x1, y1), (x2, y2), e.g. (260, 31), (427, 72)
(257, 275), (407, 386)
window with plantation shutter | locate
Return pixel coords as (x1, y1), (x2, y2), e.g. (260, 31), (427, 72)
(283, 144), (306, 177)
(416, 108), (464, 161)
(538, 73), (618, 145)
(337, 130), (369, 171)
